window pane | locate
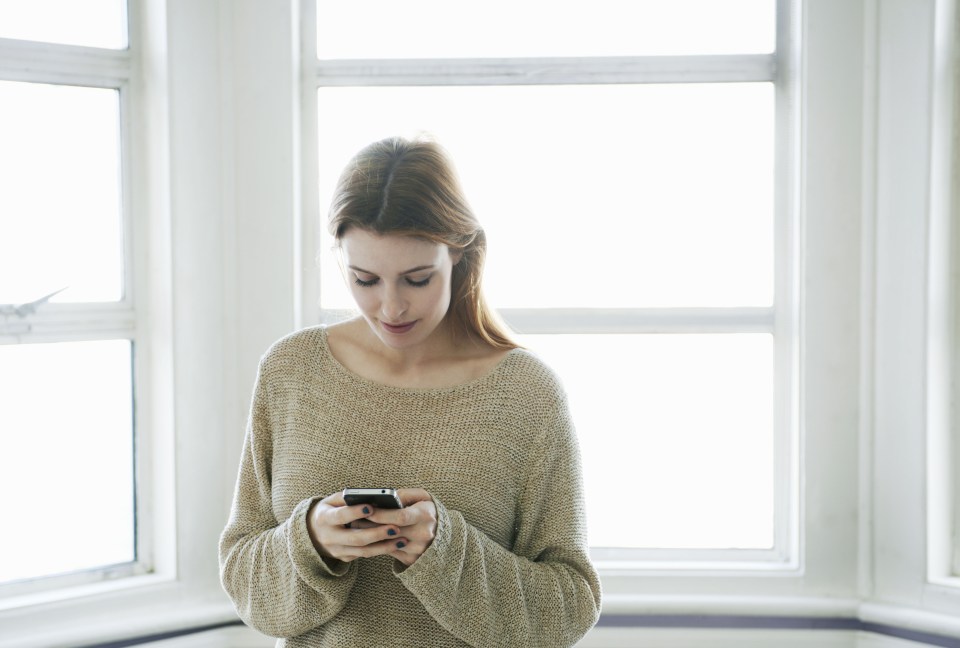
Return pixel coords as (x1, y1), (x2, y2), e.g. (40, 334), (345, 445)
(318, 0), (774, 59)
(318, 84), (774, 309)
(0, 340), (134, 583)
(519, 333), (774, 549)
(0, 81), (124, 304)
(0, 0), (126, 49)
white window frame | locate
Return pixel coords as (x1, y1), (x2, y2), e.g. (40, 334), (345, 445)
(946, 0), (960, 583)
(865, 0), (960, 632)
(926, 0), (960, 585)
(0, 6), (150, 597)
(0, 1), (284, 645)
(302, 0), (801, 572)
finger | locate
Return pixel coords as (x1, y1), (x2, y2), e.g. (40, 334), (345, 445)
(369, 499), (436, 527)
(367, 505), (417, 526)
(343, 536), (409, 560)
(396, 488), (432, 506)
(327, 502), (376, 527)
(313, 492), (355, 521)
(348, 519), (380, 530)
(332, 523), (402, 548)
(388, 539), (421, 565)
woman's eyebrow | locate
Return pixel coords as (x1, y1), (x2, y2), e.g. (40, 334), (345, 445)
(399, 265), (435, 275)
(348, 264), (435, 275)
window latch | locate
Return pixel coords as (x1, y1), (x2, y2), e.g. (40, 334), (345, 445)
(0, 286), (69, 319)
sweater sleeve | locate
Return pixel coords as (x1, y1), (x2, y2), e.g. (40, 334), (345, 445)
(218, 361), (358, 638)
(394, 396), (602, 647)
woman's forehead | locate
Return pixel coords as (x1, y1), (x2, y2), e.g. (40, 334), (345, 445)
(340, 229), (446, 269)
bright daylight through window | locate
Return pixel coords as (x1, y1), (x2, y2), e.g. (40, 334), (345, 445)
(0, 0), (136, 590)
(313, 0), (785, 558)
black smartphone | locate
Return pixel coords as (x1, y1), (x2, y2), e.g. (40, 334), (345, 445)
(343, 487), (404, 509)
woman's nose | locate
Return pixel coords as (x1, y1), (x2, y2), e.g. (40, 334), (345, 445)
(381, 288), (408, 321)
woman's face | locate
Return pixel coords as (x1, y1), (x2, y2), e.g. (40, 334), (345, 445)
(339, 228), (460, 352)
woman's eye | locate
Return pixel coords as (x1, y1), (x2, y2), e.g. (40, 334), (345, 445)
(406, 275), (432, 287)
(354, 276), (379, 287)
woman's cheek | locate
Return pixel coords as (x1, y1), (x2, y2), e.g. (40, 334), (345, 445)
(350, 287), (378, 312)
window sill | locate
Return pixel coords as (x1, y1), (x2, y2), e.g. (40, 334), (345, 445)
(0, 573), (236, 648)
(857, 601), (960, 641)
(600, 595), (960, 643)
(0, 571), (171, 613)
(596, 560), (801, 575)
(599, 593), (860, 618)
(927, 575), (960, 590)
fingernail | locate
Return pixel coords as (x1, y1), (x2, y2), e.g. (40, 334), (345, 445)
(396, 541), (406, 549)
(387, 528), (397, 536)
(362, 506), (370, 515)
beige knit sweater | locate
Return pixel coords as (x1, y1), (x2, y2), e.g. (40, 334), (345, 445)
(219, 326), (601, 647)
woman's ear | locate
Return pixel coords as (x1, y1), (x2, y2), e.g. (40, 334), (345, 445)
(450, 248), (464, 266)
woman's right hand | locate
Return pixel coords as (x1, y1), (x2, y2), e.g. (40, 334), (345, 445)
(306, 492), (405, 562)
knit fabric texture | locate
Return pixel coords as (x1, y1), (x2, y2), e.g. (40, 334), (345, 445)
(219, 326), (601, 647)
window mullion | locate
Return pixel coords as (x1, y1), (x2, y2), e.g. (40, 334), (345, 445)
(316, 54), (776, 87)
(592, 546), (787, 572)
(0, 37), (130, 87)
(499, 307), (775, 335)
(0, 304), (136, 344)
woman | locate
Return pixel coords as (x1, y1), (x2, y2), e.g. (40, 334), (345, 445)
(219, 136), (601, 647)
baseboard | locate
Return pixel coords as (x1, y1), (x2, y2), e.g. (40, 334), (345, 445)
(132, 626), (270, 648)
(129, 625), (960, 648)
(580, 628), (953, 647)
(139, 625), (945, 648)
(579, 628), (854, 647)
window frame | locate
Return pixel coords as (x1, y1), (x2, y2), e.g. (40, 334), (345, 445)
(868, 0), (960, 624)
(0, 2), (250, 643)
(303, 0), (800, 571)
(926, 0), (960, 584)
(0, 11), (150, 596)
(949, 0), (960, 582)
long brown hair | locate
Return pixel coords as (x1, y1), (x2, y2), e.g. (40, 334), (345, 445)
(328, 136), (517, 350)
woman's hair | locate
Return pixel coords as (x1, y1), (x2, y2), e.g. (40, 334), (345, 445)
(328, 136), (518, 350)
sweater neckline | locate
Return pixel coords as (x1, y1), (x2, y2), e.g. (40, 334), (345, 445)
(317, 325), (522, 396)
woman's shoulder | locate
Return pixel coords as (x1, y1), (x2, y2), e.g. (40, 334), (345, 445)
(259, 325), (329, 371)
(492, 346), (570, 403)
(492, 349), (577, 445)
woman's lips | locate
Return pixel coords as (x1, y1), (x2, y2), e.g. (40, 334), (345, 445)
(381, 320), (416, 335)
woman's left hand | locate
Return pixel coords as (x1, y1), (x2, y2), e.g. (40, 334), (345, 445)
(366, 488), (437, 566)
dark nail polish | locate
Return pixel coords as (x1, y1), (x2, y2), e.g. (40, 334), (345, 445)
(396, 541), (406, 549)
(362, 506), (370, 515)
(387, 528), (397, 536)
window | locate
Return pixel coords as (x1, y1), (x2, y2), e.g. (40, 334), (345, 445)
(308, 0), (795, 566)
(0, 1), (144, 593)
(0, 0), (126, 48)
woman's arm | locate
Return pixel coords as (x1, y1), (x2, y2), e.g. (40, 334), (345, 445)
(392, 404), (602, 648)
(217, 366), (358, 638)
